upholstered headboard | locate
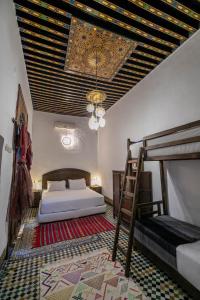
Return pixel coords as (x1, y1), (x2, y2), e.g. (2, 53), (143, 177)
(42, 168), (91, 189)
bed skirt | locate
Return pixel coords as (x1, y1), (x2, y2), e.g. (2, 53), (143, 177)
(38, 203), (107, 223)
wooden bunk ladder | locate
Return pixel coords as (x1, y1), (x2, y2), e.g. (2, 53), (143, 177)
(112, 139), (144, 277)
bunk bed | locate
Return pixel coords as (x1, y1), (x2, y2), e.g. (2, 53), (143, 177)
(132, 120), (200, 299)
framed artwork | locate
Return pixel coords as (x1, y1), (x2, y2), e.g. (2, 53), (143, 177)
(15, 85), (28, 126)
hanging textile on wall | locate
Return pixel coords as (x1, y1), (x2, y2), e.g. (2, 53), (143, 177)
(8, 85), (33, 245)
(11, 117), (33, 215)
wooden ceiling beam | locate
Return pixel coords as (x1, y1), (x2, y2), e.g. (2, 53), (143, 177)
(25, 57), (134, 88)
(30, 81), (118, 100)
(61, 0), (177, 49)
(22, 45), (65, 61)
(29, 81), (117, 101)
(31, 90), (116, 106)
(128, 57), (157, 67)
(112, 77), (138, 85)
(32, 100), (89, 111)
(124, 62), (152, 72)
(21, 37), (66, 54)
(15, 1), (70, 32)
(127, 0), (197, 32)
(33, 104), (86, 113)
(19, 27), (68, 47)
(28, 74), (123, 99)
(89, 0), (186, 41)
(32, 103), (86, 111)
(160, 0), (200, 21)
(16, 0), (175, 50)
(34, 107), (88, 117)
(26, 64), (130, 93)
(30, 86), (116, 104)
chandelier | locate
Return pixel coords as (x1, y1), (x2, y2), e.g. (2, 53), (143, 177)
(86, 47), (106, 130)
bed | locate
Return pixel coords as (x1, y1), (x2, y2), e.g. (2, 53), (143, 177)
(38, 168), (106, 223)
(128, 120), (200, 299)
(134, 215), (200, 269)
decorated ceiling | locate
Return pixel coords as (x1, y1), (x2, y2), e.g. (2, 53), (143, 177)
(65, 17), (137, 80)
(14, 0), (200, 116)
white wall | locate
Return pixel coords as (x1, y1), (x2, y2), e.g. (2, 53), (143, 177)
(98, 29), (200, 226)
(32, 111), (98, 183)
(0, 0), (33, 256)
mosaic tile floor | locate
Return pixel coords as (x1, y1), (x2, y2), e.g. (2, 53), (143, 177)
(0, 206), (191, 300)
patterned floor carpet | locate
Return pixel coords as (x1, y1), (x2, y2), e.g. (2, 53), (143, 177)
(40, 248), (147, 299)
(32, 215), (115, 248)
(0, 206), (191, 300)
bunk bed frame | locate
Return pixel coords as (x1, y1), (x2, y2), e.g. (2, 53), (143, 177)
(135, 120), (200, 299)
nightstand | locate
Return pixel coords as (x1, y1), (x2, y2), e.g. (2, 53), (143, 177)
(32, 189), (42, 208)
(90, 185), (102, 194)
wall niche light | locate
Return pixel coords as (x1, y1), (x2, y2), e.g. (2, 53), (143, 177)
(61, 133), (75, 149)
(55, 121), (81, 151)
(61, 135), (72, 147)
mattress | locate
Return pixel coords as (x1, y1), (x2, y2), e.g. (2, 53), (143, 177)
(38, 205), (107, 223)
(40, 187), (104, 214)
(130, 127), (200, 157)
(135, 215), (200, 269)
(177, 240), (200, 291)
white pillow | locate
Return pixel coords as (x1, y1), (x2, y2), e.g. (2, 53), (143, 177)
(47, 180), (66, 192)
(68, 178), (86, 190)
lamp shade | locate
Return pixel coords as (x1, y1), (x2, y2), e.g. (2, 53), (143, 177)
(99, 117), (106, 128)
(86, 103), (95, 113)
(95, 106), (105, 118)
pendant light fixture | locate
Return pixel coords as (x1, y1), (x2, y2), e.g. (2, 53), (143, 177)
(86, 46), (106, 130)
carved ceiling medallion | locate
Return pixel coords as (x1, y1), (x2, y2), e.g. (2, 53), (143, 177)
(65, 17), (137, 81)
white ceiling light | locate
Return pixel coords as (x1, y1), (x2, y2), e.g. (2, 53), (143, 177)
(88, 115), (100, 130)
(95, 106), (105, 118)
(86, 103), (95, 113)
(99, 117), (106, 128)
(88, 115), (96, 130)
(86, 46), (106, 130)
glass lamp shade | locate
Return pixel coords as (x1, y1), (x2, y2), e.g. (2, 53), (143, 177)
(99, 117), (106, 128)
(88, 115), (100, 130)
(95, 106), (105, 118)
(93, 118), (99, 130)
(86, 89), (106, 104)
(88, 115), (96, 130)
(86, 103), (95, 113)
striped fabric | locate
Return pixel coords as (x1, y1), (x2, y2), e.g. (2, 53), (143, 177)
(32, 215), (115, 248)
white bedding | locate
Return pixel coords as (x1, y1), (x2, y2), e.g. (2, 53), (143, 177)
(40, 187), (104, 214)
(177, 240), (200, 291)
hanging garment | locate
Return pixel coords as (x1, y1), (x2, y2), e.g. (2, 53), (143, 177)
(9, 124), (33, 240)
(26, 131), (33, 171)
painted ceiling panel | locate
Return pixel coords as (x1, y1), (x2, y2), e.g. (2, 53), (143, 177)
(14, 0), (200, 116)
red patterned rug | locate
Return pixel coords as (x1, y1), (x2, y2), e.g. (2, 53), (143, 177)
(32, 215), (115, 248)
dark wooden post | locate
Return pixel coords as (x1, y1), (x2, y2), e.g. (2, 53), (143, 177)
(127, 138), (131, 151)
(159, 161), (168, 215)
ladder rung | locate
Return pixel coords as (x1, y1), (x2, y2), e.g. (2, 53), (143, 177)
(120, 224), (129, 235)
(121, 208), (132, 217)
(123, 191), (134, 198)
(126, 176), (136, 181)
(117, 243), (127, 256)
(128, 159), (137, 164)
